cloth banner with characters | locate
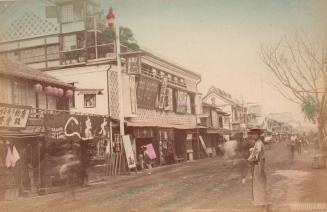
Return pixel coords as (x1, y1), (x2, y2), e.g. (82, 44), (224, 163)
(44, 114), (110, 160)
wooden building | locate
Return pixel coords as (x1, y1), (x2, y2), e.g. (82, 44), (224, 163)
(0, 56), (73, 199)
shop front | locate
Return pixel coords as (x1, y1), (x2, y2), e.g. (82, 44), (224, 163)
(0, 103), (42, 200)
(42, 112), (111, 190)
(126, 122), (202, 168)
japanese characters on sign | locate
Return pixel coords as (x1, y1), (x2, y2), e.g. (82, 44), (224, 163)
(122, 135), (137, 169)
(158, 77), (168, 109)
(136, 76), (160, 109)
(0, 103), (31, 129)
(127, 56), (141, 74)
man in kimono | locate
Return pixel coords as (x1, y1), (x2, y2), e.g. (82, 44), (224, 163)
(248, 128), (270, 212)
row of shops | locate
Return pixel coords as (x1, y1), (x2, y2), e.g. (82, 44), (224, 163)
(0, 107), (228, 200)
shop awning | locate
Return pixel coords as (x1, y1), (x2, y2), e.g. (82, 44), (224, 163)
(125, 121), (205, 130)
(76, 89), (104, 95)
(206, 128), (230, 134)
(0, 130), (41, 139)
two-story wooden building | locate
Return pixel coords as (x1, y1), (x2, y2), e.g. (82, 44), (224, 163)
(120, 50), (202, 165)
(0, 56), (73, 199)
(198, 102), (230, 157)
(202, 86), (247, 132)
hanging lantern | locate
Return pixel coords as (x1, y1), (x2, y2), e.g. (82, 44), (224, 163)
(45, 86), (53, 96)
(53, 87), (59, 96)
(57, 88), (64, 97)
(106, 7), (115, 29)
(33, 83), (43, 93)
(65, 89), (74, 98)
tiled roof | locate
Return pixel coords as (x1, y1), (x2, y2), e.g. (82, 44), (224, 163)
(0, 55), (73, 88)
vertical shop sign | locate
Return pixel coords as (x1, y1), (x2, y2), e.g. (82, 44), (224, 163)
(127, 56), (140, 74)
(129, 75), (137, 114)
(158, 77), (168, 109)
(122, 135), (137, 169)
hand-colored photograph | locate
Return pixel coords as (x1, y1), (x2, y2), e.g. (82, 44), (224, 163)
(0, 0), (326, 211)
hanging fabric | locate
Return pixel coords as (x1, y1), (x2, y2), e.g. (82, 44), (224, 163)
(176, 90), (188, 113)
(12, 145), (20, 167)
(5, 145), (13, 168)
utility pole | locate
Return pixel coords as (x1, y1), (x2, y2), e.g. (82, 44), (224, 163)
(107, 7), (125, 136)
(115, 24), (125, 135)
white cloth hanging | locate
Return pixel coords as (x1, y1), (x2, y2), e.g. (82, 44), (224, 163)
(12, 145), (20, 167)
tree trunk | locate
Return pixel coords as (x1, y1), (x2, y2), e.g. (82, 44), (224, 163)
(317, 115), (325, 148)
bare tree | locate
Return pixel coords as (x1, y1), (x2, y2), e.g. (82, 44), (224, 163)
(260, 33), (327, 143)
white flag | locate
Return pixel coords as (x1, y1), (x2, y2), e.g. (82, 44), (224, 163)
(12, 145), (20, 167)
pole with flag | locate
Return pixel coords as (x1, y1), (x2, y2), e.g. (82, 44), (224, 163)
(106, 7), (125, 136)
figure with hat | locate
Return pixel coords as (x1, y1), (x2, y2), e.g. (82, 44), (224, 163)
(247, 128), (270, 212)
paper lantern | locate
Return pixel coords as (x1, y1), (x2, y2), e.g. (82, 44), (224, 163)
(106, 7), (115, 28)
(33, 83), (43, 93)
(45, 86), (53, 96)
(57, 88), (64, 97)
(53, 87), (59, 96)
(65, 89), (74, 98)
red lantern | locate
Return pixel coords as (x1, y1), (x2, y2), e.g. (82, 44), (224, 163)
(65, 89), (74, 98)
(106, 7), (115, 29)
(57, 88), (64, 97)
(34, 83), (43, 93)
(45, 86), (53, 96)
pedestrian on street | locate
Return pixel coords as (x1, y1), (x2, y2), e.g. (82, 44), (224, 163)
(296, 136), (302, 154)
(247, 128), (270, 212)
(286, 135), (295, 163)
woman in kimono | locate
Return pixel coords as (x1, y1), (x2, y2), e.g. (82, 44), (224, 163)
(248, 128), (270, 212)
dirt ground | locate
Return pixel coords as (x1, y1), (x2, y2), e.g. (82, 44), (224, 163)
(0, 142), (326, 212)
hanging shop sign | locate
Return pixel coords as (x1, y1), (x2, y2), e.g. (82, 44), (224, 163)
(45, 114), (110, 160)
(136, 76), (160, 109)
(129, 76), (137, 114)
(0, 103), (31, 129)
(44, 114), (110, 143)
(164, 88), (173, 111)
(158, 77), (168, 109)
(176, 90), (188, 113)
(127, 56), (141, 74)
(122, 135), (137, 169)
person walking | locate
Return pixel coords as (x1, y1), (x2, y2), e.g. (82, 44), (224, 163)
(248, 128), (270, 212)
(287, 135), (296, 163)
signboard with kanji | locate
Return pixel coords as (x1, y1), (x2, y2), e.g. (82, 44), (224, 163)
(122, 135), (137, 169)
(158, 77), (168, 109)
(127, 56), (141, 74)
(0, 103), (31, 129)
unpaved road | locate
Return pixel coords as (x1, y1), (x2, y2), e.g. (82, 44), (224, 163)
(0, 143), (325, 212)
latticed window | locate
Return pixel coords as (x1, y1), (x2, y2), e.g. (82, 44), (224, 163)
(61, 4), (74, 23)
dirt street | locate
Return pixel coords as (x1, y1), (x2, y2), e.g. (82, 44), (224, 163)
(0, 142), (326, 212)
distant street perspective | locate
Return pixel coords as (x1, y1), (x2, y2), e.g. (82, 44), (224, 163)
(1, 1), (327, 212)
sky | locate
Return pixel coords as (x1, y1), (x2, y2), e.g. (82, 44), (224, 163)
(104, 0), (327, 126)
